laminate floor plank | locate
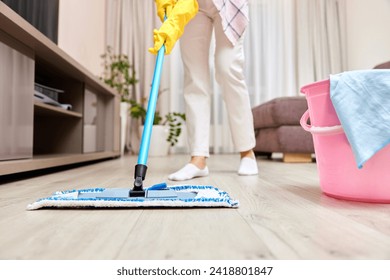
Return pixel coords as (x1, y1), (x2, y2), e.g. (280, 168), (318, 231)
(0, 154), (389, 260)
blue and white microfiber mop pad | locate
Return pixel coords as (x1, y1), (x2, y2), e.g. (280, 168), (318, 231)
(26, 184), (239, 210)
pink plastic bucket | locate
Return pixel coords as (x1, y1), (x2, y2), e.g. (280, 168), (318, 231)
(300, 79), (390, 203)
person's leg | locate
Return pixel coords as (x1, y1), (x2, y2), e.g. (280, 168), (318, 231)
(213, 11), (258, 175)
(168, 1), (213, 181)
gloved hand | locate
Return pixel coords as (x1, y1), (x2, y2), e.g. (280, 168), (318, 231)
(155, 0), (176, 22)
(149, 0), (198, 55)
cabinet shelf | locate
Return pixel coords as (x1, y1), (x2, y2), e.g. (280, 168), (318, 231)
(0, 152), (119, 176)
(34, 102), (82, 118)
(0, 2), (121, 175)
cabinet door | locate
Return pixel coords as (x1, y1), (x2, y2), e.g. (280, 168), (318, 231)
(83, 87), (120, 153)
(0, 40), (34, 160)
(83, 89), (97, 153)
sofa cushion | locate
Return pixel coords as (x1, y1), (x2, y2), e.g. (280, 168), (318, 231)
(252, 96), (308, 129)
(373, 61), (390, 69)
(254, 126), (314, 153)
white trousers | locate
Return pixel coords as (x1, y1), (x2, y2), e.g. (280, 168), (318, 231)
(180, 0), (255, 157)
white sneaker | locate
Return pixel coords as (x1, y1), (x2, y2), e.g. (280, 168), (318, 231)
(168, 163), (209, 181)
(238, 157), (259, 176)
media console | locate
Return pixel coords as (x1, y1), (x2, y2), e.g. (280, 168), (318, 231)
(0, 2), (121, 176)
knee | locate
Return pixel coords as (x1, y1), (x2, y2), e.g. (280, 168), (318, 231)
(215, 52), (245, 84)
(215, 61), (230, 82)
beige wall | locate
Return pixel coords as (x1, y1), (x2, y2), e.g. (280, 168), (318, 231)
(345, 0), (390, 70)
(58, 0), (106, 77)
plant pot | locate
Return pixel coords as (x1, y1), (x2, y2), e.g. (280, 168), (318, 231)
(139, 125), (170, 157)
(170, 125), (188, 154)
(120, 102), (130, 155)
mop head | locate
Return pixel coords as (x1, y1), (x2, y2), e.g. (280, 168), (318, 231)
(26, 185), (239, 210)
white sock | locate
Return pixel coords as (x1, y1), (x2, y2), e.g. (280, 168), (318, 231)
(168, 163), (209, 181)
(238, 157), (259, 176)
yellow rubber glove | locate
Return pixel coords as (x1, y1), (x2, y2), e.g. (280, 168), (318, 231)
(149, 0), (198, 55)
(155, 0), (176, 22)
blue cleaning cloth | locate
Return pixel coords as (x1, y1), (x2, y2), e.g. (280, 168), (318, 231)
(330, 70), (390, 168)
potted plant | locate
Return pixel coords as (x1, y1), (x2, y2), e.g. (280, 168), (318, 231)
(100, 46), (138, 154)
(100, 46), (137, 103)
(129, 99), (186, 156)
(100, 46), (186, 156)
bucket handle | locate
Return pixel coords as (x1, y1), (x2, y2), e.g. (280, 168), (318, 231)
(300, 110), (344, 135)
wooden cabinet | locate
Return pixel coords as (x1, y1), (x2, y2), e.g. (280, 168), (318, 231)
(0, 32), (34, 161)
(0, 3), (120, 176)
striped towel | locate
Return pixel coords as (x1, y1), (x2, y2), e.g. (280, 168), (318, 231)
(212, 0), (249, 45)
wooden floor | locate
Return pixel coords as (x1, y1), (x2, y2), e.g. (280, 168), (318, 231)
(0, 154), (390, 260)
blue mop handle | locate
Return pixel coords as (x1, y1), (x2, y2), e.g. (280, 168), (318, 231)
(137, 44), (165, 165)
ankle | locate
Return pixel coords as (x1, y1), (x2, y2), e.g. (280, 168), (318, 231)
(190, 156), (207, 169)
(240, 150), (255, 159)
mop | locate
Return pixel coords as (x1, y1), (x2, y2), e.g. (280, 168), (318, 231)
(27, 35), (239, 210)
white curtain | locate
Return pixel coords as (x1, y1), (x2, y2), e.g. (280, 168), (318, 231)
(105, 0), (347, 155)
(296, 0), (348, 87)
(245, 0), (297, 106)
(105, 0), (161, 153)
